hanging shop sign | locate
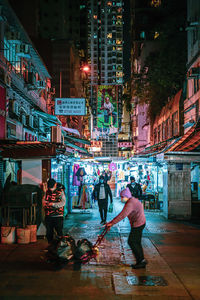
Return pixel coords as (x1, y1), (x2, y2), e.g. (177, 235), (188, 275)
(108, 162), (117, 171)
(118, 141), (132, 148)
(92, 85), (118, 139)
(55, 98), (86, 116)
(91, 140), (103, 148)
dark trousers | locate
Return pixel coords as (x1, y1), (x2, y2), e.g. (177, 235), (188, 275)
(128, 223), (145, 264)
(45, 216), (63, 243)
(98, 199), (108, 222)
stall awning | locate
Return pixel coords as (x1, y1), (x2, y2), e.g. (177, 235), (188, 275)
(64, 135), (91, 146)
(64, 140), (89, 154)
(139, 137), (178, 156)
(166, 121), (200, 152)
(62, 126), (80, 136)
(33, 110), (61, 125)
(0, 141), (66, 159)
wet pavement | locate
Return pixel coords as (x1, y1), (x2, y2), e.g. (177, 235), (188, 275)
(0, 198), (200, 299)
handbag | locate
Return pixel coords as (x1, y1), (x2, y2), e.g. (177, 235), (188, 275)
(108, 202), (113, 213)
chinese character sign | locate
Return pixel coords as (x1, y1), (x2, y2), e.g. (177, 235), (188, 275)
(55, 98), (86, 115)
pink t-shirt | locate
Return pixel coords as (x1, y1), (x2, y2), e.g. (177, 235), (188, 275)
(111, 197), (146, 228)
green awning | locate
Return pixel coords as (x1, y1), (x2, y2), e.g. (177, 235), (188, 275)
(64, 141), (89, 153)
(33, 110), (61, 125)
(65, 135), (91, 145)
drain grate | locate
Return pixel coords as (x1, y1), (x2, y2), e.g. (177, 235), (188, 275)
(126, 275), (168, 286)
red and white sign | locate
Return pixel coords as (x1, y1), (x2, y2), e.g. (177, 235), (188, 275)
(118, 142), (132, 148)
(91, 140), (103, 147)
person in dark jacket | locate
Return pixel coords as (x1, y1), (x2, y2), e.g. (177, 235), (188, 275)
(93, 175), (113, 224)
(43, 178), (66, 244)
(127, 176), (142, 199)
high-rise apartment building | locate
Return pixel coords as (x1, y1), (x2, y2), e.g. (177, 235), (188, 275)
(88, 0), (123, 85)
(88, 0), (124, 157)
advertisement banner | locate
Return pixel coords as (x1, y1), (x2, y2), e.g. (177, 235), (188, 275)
(92, 85), (118, 139)
(55, 98), (86, 115)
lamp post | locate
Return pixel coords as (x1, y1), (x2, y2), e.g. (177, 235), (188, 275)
(81, 64), (91, 139)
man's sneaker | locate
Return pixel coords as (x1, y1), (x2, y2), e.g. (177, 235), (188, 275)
(100, 220), (104, 224)
(131, 259), (148, 269)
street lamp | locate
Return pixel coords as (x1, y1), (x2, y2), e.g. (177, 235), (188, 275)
(82, 65), (90, 73)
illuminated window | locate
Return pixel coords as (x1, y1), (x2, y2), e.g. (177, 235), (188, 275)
(116, 39), (122, 45)
(107, 33), (112, 38)
(140, 31), (146, 39)
(116, 20), (122, 25)
(107, 1), (112, 6)
(151, 0), (161, 7)
(116, 71), (123, 77)
(154, 32), (159, 39)
(93, 15), (97, 19)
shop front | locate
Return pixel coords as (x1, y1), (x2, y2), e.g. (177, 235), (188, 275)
(115, 158), (162, 210)
(70, 159), (117, 211)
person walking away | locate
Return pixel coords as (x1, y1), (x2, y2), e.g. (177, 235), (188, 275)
(43, 178), (66, 244)
(127, 176), (142, 199)
(93, 175), (113, 224)
(105, 187), (147, 269)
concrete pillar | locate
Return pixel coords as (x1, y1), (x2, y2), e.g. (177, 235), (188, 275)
(163, 162), (191, 220)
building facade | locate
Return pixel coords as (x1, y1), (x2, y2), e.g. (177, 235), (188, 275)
(8, 0), (87, 139)
(88, 0), (124, 157)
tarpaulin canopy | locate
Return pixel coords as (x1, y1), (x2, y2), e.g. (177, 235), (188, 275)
(33, 110), (61, 125)
(62, 126), (80, 136)
(166, 121), (200, 152)
(64, 140), (89, 154)
(64, 135), (91, 146)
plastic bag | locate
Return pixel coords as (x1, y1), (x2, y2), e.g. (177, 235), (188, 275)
(75, 238), (94, 263)
(108, 202), (113, 213)
(47, 235), (76, 263)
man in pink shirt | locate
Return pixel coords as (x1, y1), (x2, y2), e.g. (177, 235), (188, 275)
(106, 187), (147, 269)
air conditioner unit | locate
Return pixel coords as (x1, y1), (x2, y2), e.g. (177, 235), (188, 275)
(29, 115), (33, 127)
(37, 80), (46, 89)
(188, 67), (200, 78)
(4, 73), (11, 86)
(16, 44), (30, 58)
(51, 126), (61, 143)
(21, 114), (26, 125)
(39, 118), (44, 131)
(27, 72), (36, 86)
(13, 101), (19, 115)
(26, 115), (33, 127)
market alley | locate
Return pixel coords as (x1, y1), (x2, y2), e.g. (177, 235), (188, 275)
(0, 198), (200, 300)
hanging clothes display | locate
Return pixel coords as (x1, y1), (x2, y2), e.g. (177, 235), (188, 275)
(73, 164), (80, 186)
(79, 184), (91, 209)
(75, 167), (87, 183)
(75, 167), (87, 205)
